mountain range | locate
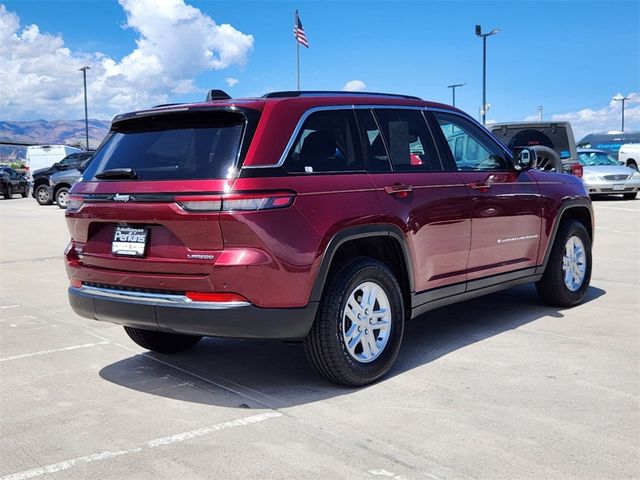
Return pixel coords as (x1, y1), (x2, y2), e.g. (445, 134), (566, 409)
(0, 119), (111, 161)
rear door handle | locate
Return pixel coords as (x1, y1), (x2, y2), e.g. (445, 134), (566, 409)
(468, 181), (491, 191)
(384, 184), (413, 196)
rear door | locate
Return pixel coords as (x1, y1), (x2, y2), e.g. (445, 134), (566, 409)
(357, 108), (471, 294)
(429, 111), (542, 281)
(68, 109), (252, 275)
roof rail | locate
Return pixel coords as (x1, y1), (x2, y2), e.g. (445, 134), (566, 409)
(262, 91), (422, 100)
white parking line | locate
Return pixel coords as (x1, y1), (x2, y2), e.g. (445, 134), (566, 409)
(595, 206), (640, 212)
(0, 411), (283, 480)
(0, 305), (21, 309)
(0, 342), (109, 362)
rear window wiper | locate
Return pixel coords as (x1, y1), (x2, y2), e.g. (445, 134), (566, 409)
(95, 168), (138, 180)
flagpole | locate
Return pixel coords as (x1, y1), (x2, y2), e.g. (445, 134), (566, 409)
(295, 9), (300, 90)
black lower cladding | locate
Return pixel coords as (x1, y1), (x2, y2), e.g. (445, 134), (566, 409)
(68, 288), (318, 340)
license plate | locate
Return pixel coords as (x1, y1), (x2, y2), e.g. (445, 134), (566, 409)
(112, 226), (148, 257)
(612, 184), (625, 191)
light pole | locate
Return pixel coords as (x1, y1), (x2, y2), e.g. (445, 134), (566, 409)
(447, 83), (466, 107)
(475, 25), (499, 126)
(79, 66), (90, 150)
(613, 95), (629, 132)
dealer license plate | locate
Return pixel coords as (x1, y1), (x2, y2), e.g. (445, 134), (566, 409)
(112, 226), (149, 257)
(612, 184), (625, 191)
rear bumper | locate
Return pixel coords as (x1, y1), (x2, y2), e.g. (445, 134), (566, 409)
(69, 285), (318, 340)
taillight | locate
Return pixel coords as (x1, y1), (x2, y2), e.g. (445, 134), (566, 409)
(67, 195), (84, 211)
(222, 193), (294, 211)
(571, 164), (583, 178)
(176, 192), (295, 213)
(185, 292), (248, 303)
(175, 195), (222, 212)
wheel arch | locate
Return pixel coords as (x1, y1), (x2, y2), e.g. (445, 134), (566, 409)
(53, 183), (71, 196)
(537, 199), (593, 274)
(309, 225), (414, 313)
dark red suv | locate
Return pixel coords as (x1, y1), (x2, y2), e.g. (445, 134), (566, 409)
(65, 91), (593, 386)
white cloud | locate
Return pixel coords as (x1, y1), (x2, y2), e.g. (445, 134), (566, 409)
(225, 77), (239, 87)
(342, 80), (367, 92)
(0, 1), (254, 120)
(523, 93), (640, 141)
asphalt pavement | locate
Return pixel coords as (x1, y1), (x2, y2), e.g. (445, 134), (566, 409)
(0, 197), (638, 480)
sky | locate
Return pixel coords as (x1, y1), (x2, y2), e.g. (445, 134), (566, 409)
(1, 0), (639, 140)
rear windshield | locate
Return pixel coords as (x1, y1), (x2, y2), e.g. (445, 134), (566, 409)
(491, 125), (572, 159)
(82, 111), (246, 181)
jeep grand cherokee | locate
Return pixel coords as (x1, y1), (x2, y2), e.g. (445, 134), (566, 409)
(65, 91), (593, 386)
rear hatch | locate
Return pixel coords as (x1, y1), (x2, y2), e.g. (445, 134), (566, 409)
(66, 107), (259, 275)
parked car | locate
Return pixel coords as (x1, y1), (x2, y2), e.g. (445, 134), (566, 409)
(32, 152), (93, 205)
(617, 143), (640, 171)
(0, 166), (29, 199)
(65, 91), (594, 386)
(578, 148), (640, 199)
(49, 157), (93, 209)
(490, 121), (583, 176)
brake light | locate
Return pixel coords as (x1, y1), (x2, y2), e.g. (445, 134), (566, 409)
(176, 192), (295, 212)
(571, 164), (583, 178)
(67, 195), (84, 211)
(185, 292), (248, 303)
(175, 195), (222, 212)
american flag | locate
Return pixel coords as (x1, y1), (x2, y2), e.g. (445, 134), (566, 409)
(293, 12), (309, 48)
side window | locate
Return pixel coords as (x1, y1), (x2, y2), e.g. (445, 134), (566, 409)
(433, 112), (509, 171)
(355, 109), (391, 172)
(373, 109), (442, 172)
(284, 110), (364, 174)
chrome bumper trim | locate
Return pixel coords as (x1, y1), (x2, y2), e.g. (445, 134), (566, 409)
(75, 285), (250, 308)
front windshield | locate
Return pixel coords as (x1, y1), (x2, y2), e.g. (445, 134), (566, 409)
(577, 152), (619, 166)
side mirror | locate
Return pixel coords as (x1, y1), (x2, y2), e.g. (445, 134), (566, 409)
(513, 147), (536, 172)
(53, 162), (60, 168)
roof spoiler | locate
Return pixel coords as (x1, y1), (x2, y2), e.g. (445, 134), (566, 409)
(206, 89), (232, 101)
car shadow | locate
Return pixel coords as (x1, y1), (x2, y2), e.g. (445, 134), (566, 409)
(99, 284), (605, 408)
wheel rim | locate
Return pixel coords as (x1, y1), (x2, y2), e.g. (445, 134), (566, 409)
(341, 281), (392, 363)
(37, 187), (49, 202)
(57, 190), (69, 207)
(562, 236), (587, 292)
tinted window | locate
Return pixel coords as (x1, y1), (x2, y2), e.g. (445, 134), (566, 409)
(284, 110), (363, 174)
(435, 112), (509, 171)
(355, 109), (391, 172)
(83, 112), (245, 181)
(374, 109), (442, 172)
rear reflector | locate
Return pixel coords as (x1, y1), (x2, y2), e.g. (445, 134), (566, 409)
(70, 279), (82, 288)
(571, 164), (583, 178)
(176, 192), (295, 212)
(185, 292), (248, 303)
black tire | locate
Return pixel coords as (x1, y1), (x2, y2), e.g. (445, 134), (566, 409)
(623, 192), (637, 200)
(530, 145), (564, 173)
(20, 187), (28, 198)
(124, 326), (202, 354)
(55, 187), (70, 209)
(304, 257), (405, 387)
(3, 185), (12, 200)
(536, 220), (591, 307)
(35, 185), (52, 205)
(627, 161), (638, 171)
